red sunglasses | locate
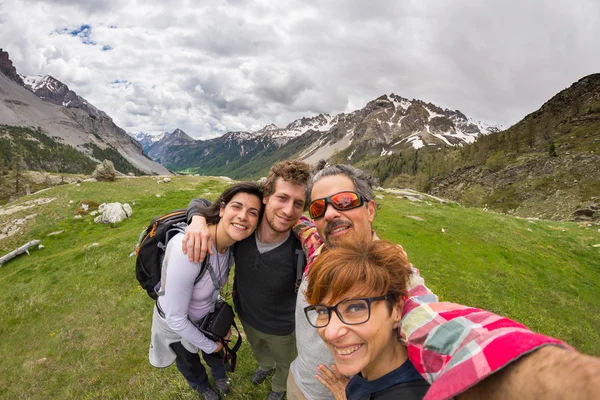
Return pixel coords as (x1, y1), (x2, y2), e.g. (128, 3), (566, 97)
(309, 191), (365, 219)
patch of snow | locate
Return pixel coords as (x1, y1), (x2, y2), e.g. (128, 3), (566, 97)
(347, 148), (357, 160)
(389, 95), (412, 111)
(22, 75), (45, 91)
(381, 148), (393, 156)
(425, 106), (444, 120)
(430, 132), (453, 146)
(279, 114), (337, 138)
(410, 138), (424, 149)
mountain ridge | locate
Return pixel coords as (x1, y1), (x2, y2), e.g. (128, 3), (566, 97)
(139, 93), (501, 174)
(0, 48), (169, 176)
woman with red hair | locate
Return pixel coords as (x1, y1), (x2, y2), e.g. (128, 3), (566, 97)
(304, 238), (430, 400)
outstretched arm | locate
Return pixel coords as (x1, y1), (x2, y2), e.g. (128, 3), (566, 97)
(400, 298), (574, 400)
(182, 198), (213, 263)
(459, 346), (600, 399)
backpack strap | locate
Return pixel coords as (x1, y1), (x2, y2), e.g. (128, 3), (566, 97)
(155, 255), (211, 319)
(207, 260), (221, 313)
(294, 248), (306, 292)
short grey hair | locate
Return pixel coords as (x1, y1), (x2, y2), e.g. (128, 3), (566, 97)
(308, 164), (379, 202)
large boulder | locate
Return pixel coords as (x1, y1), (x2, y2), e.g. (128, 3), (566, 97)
(92, 160), (117, 182)
(94, 202), (132, 224)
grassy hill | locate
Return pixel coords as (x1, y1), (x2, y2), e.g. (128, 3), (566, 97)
(0, 176), (598, 399)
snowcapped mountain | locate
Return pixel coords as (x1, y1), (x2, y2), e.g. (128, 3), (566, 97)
(21, 74), (107, 119)
(130, 132), (167, 152)
(145, 92), (502, 174)
(290, 94), (503, 164)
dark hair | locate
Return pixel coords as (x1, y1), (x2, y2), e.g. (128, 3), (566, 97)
(263, 159), (312, 209)
(305, 237), (411, 313)
(200, 181), (264, 224)
(308, 164), (379, 202)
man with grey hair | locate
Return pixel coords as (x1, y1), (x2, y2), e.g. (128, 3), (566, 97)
(288, 163), (599, 400)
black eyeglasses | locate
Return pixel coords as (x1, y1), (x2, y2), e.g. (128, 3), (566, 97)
(304, 294), (392, 328)
(308, 191), (365, 219)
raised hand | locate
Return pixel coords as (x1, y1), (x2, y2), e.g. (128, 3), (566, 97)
(182, 215), (213, 263)
(315, 364), (349, 400)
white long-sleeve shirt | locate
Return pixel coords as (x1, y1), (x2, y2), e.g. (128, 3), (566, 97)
(157, 233), (233, 353)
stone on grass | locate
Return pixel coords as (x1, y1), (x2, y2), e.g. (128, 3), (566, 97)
(92, 160), (117, 182)
(94, 202), (133, 224)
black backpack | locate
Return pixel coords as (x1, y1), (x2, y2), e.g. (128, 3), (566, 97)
(134, 209), (207, 300)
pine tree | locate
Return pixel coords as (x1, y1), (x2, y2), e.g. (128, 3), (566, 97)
(0, 150), (4, 188)
(412, 150), (419, 174)
(12, 144), (25, 195)
(549, 141), (557, 157)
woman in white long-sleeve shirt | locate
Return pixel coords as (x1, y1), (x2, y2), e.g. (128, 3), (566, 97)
(149, 182), (263, 400)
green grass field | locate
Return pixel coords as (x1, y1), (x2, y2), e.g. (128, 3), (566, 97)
(0, 176), (598, 399)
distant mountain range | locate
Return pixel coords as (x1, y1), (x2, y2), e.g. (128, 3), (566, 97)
(0, 48), (169, 175)
(134, 94), (501, 177)
(131, 74), (599, 221)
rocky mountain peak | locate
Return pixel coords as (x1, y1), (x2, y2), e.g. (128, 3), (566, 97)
(20, 73), (106, 118)
(258, 123), (279, 133)
(170, 128), (194, 140)
(0, 48), (24, 86)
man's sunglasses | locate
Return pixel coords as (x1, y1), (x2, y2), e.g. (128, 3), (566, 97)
(308, 191), (365, 219)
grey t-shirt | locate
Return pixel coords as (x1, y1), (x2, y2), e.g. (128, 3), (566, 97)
(255, 230), (290, 253)
(290, 276), (335, 399)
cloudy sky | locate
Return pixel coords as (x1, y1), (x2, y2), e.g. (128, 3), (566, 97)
(1, 0), (598, 139)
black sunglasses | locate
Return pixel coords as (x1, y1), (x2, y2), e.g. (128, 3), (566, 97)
(309, 191), (365, 219)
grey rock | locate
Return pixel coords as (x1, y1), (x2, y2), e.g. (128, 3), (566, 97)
(94, 202), (132, 224)
(92, 160), (117, 182)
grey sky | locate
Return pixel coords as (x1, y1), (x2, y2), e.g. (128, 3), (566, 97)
(1, 0), (598, 138)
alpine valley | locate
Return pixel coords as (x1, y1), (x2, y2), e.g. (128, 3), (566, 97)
(1, 48), (598, 221)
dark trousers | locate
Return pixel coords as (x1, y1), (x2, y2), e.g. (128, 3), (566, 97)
(169, 342), (226, 391)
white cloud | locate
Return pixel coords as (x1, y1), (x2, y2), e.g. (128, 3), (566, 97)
(1, 0), (599, 138)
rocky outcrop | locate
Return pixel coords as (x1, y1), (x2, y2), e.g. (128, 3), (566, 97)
(0, 48), (24, 86)
(571, 204), (599, 222)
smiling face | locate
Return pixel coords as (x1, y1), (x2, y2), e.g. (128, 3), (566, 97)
(218, 192), (262, 243)
(317, 288), (403, 380)
(310, 175), (375, 247)
(263, 178), (306, 233)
